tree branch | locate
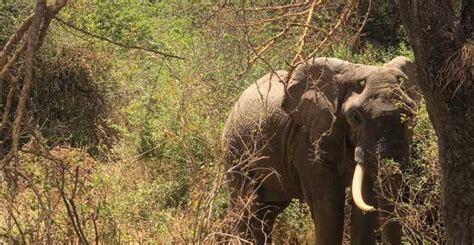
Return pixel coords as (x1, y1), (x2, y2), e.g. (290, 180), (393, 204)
(53, 17), (185, 60)
(0, 14), (34, 68)
(8, 0), (46, 161)
(292, 0), (320, 65)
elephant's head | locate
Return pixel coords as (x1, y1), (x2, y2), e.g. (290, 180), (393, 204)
(282, 56), (419, 212)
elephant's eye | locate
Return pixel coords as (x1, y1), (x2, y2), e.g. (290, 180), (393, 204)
(351, 114), (360, 124)
(347, 108), (362, 126)
(355, 79), (366, 93)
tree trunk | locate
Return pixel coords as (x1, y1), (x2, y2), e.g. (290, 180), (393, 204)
(395, 0), (474, 243)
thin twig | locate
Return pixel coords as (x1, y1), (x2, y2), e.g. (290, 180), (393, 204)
(232, 10), (309, 27)
(350, 0), (372, 45)
(307, 1), (356, 59)
(10, 210), (27, 244)
(240, 2), (308, 12)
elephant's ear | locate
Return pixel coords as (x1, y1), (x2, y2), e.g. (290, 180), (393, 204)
(383, 56), (422, 105)
(281, 57), (353, 141)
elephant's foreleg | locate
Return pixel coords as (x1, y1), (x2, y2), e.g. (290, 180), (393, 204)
(350, 176), (378, 245)
(311, 185), (345, 245)
(378, 197), (402, 245)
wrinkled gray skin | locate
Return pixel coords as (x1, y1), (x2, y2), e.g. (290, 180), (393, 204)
(222, 56), (419, 244)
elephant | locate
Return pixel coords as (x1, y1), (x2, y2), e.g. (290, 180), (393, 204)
(221, 56), (419, 244)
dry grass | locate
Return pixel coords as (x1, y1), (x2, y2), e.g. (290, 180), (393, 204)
(439, 41), (474, 96)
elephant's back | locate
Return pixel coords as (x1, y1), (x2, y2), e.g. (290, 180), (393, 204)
(222, 70), (288, 145)
(236, 70), (287, 115)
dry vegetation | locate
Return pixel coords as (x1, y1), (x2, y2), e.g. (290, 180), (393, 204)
(0, 0), (444, 243)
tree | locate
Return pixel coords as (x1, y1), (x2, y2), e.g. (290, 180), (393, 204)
(0, 1), (69, 242)
(395, 0), (473, 243)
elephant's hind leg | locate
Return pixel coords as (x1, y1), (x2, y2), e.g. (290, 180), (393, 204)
(231, 197), (290, 244)
(226, 169), (289, 244)
(252, 200), (291, 244)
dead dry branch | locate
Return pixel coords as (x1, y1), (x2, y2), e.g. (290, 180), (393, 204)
(215, 0), (362, 76)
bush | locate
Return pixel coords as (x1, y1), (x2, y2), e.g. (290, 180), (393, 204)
(33, 43), (116, 153)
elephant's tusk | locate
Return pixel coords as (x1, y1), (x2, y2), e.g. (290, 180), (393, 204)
(352, 164), (376, 212)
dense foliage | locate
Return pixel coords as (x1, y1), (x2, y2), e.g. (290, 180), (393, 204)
(0, 1), (442, 243)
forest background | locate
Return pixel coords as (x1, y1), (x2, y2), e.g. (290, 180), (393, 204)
(0, 0), (444, 243)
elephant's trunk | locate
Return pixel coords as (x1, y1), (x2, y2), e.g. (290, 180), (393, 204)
(352, 164), (376, 212)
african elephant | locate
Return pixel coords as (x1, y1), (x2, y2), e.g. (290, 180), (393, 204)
(221, 56), (419, 244)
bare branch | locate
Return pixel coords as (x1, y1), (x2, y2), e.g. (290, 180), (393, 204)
(241, 2), (309, 12)
(232, 10), (309, 27)
(292, 0), (320, 65)
(0, 44), (26, 82)
(0, 72), (21, 138)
